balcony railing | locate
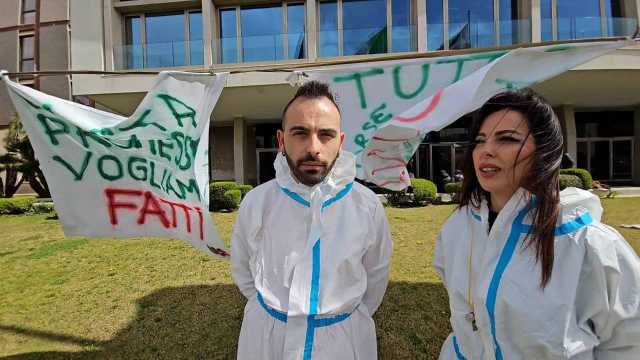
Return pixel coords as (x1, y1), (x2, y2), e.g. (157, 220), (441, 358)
(113, 16), (638, 69)
(216, 32), (306, 64)
(318, 25), (417, 57)
(114, 40), (204, 70)
(557, 16), (638, 40)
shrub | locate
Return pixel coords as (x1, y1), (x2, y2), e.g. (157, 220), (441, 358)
(410, 178), (437, 204)
(236, 184), (253, 199)
(559, 174), (583, 190)
(559, 168), (592, 190)
(444, 181), (463, 194)
(386, 191), (412, 207)
(209, 181), (238, 211)
(0, 197), (36, 215)
(32, 202), (56, 214)
(223, 189), (242, 210)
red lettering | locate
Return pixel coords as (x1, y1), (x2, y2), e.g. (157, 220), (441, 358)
(105, 188), (143, 225)
(194, 207), (204, 241)
(137, 191), (171, 228)
(160, 198), (193, 233)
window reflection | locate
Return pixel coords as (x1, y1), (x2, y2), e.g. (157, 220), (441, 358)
(220, 9), (238, 64)
(557, 0), (601, 39)
(427, 0), (444, 50)
(287, 4), (306, 59)
(319, 1), (339, 57)
(241, 6), (284, 62)
(189, 12), (204, 65)
(145, 12), (186, 67)
(448, 0), (495, 49)
(343, 0), (387, 55)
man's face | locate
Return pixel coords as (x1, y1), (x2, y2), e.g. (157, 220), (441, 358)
(277, 96), (344, 186)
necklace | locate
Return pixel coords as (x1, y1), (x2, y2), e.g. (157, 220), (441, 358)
(466, 215), (478, 332)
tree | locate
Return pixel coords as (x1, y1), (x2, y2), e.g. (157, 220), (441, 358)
(0, 114), (50, 198)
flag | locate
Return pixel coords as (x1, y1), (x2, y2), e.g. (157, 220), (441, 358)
(1, 71), (230, 257)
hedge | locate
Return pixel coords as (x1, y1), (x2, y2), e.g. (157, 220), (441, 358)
(223, 189), (242, 210)
(444, 181), (463, 194)
(559, 168), (592, 190)
(559, 174), (583, 190)
(411, 178), (437, 203)
(0, 197), (36, 215)
(209, 181), (253, 211)
(236, 184), (254, 199)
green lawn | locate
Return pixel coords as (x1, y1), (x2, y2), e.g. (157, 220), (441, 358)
(1, 198), (639, 359)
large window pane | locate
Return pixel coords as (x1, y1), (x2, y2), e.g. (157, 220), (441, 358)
(392, 0), (412, 52)
(557, 0), (601, 39)
(319, 1), (339, 57)
(540, 0), (553, 41)
(240, 6), (284, 62)
(125, 16), (143, 69)
(499, 0), (529, 45)
(220, 9), (238, 63)
(23, 0), (36, 12)
(448, 0), (494, 49)
(427, 0), (444, 50)
(189, 11), (203, 65)
(343, 0), (387, 55)
(145, 13), (186, 67)
(287, 3), (305, 59)
(20, 36), (34, 59)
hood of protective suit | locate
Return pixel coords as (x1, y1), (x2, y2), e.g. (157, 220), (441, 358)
(558, 186), (603, 223)
(274, 150), (356, 202)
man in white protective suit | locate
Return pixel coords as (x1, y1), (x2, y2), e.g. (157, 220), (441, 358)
(231, 81), (393, 360)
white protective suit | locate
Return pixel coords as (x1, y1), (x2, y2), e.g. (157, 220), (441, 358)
(434, 187), (640, 360)
(231, 150), (392, 360)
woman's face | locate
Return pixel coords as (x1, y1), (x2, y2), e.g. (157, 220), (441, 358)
(472, 109), (536, 201)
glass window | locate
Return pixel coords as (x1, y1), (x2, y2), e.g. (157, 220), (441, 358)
(575, 111), (634, 138)
(448, 0), (494, 49)
(604, 0), (635, 36)
(189, 11), (203, 65)
(557, 0), (601, 40)
(220, 8), (238, 64)
(319, 1), (339, 57)
(125, 16), (143, 69)
(427, 0), (444, 51)
(499, 0), (529, 45)
(540, 0), (553, 41)
(240, 6), (284, 62)
(287, 3), (306, 59)
(343, 0), (387, 55)
(20, 36), (35, 72)
(21, 0), (36, 25)
(392, 0), (412, 53)
(145, 13), (186, 67)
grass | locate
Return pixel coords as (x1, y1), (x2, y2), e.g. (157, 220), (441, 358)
(0, 198), (638, 359)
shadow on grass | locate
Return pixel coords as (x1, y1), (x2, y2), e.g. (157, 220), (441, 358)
(0, 282), (450, 360)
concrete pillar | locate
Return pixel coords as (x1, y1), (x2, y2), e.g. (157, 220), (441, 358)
(202, 0), (214, 67)
(634, 108), (640, 185)
(531, 0), (541, 42)
(416, 0), (427, 52)
(305, 0), (318, 60)
(234, 116), (246, 184)
(558, 106), (577, 161)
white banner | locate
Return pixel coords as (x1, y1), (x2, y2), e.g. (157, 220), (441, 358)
(2, 71), (230, 257)
(302, 40), (628, 189)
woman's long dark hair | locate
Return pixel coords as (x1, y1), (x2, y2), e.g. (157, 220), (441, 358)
(459, 89), (564, 288)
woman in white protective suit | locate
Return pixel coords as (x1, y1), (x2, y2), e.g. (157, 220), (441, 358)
(434, 89), (640, 360)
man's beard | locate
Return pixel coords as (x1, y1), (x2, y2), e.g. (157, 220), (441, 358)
(283, 149), (339, 187)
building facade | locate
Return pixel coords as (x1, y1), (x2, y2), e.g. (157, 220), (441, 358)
(26, 0), (640, 187)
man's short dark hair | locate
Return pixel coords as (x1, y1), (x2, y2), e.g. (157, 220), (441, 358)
(281, 81), (341, 128)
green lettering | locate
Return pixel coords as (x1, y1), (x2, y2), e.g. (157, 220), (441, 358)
(437, 51), (507, 84)
(52, 151), (93, 181)
(175, 178), (201, 201)
(393, 63), (430, 100)
(157, 94), (197, 128)
(37, 113), (69, 146)
(127, 156), (148, 181)
(149, 161), (161, 189)
(370, 103), (393, 125)
(75, 126), (112, 149)
(333, 68), (384, 109)
(98, 155), (124, 181)
(171, 132), (192, 171)
(354, 134), (369, 150)
(157, 139), (174, 162)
